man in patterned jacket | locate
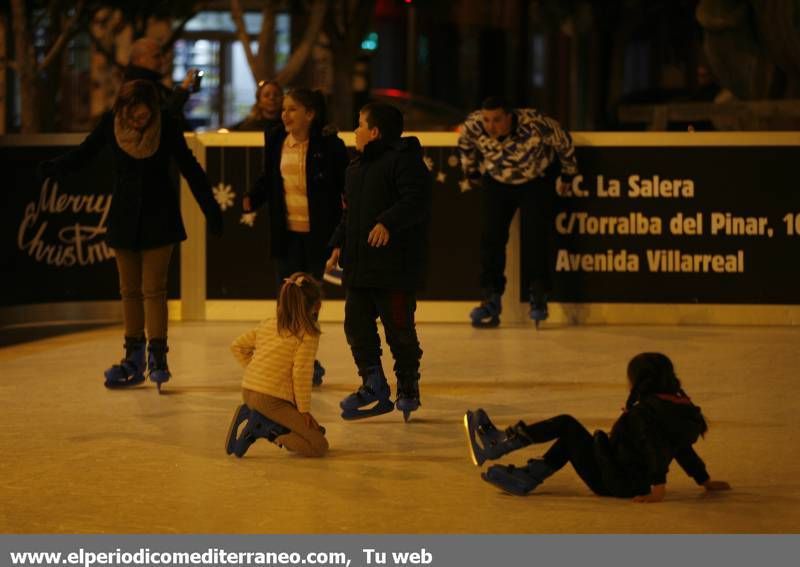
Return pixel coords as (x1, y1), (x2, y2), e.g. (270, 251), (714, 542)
(458, 96), (577, 328)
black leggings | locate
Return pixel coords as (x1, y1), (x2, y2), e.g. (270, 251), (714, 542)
(516, 414), (609, 495)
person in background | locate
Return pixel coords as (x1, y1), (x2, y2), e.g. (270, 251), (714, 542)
(230, 80), (284, 132)
(458, 96), (577, 329)
(123, 37), (199, 131)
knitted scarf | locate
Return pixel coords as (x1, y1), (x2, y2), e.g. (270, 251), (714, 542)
(114, 110), (161, 159)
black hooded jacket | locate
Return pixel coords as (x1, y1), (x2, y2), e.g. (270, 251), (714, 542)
(594, 393), (710, 497)
(329, 137), (432, 291)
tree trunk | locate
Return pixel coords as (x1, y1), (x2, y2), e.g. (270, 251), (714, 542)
(0, 14), (7, 134)
(90, 8), (127, 122)
(326, 0), (375, 130)
(331, 43), (356, 130)
(10, 0), (39, 133)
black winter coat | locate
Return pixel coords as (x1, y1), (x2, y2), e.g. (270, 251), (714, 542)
(248, 126), (349, 260)
(329, 137), (432, 291)
(41, 111), (222, 251)
(594, 393), (710, 497)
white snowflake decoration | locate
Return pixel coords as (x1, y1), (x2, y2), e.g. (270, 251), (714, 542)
(459, 178), (473, 192)
(213, 183), (236, 211)
(240, 212), (257, 227)
(423, 156), (434, 171)
(448, 154), (459, 168)
(436, 171), (447, 183)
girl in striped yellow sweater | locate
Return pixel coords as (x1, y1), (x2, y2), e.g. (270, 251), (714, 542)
(225, 272), (328, 458)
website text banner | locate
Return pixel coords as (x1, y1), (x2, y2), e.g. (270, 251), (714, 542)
(2, 535), (798, 567)
(536, 146), (800, 304)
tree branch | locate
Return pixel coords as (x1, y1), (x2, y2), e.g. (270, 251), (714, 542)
(276, 0), (328, 85)
(231, 0), (261, 80)
(37, 0), (85, 72)
(86, 26), (126, 72)
(163, 6), (202, 51)
(258, 3), (276, 80)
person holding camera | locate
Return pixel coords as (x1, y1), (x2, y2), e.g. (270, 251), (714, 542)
(123, 37), (200, 131)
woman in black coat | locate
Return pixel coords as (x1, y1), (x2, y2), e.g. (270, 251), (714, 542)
(244, 89), (349, 385)
(40, 80), (222, 392)
(464, 353), (732, 500)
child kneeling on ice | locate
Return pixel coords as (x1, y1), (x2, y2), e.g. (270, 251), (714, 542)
(226, 273), (328, 458)
(465, 352), (731, 501)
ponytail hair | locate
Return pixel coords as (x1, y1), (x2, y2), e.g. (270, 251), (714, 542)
(626, 352), (708, 436)
(285, 88), (327, 134)
(625, 352), (682, 408)
(276, 272), (322, 338)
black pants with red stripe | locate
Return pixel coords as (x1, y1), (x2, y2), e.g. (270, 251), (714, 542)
(344, 287), (422, 383)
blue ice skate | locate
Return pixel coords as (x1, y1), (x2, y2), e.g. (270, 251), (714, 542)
(395, 372), (421, 422)
(470, 293), (501, 328)
(464, 409), (528, 466)
(529, 293), (549, 330)
(313, 360), (325, 387)
(227, 405), (291, 458)
(481, 459), (554, 496)
(340, 365), (394, 420)
(104, 337), (146, 388)
(147, 339), (171, 393)
(225, 404), (250, 455)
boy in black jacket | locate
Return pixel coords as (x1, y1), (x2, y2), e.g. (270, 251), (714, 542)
(464, 353), (731, 500)
(326, 103), (432, 421)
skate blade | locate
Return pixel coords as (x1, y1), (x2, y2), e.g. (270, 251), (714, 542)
(480, 472), (530, 497)
(225, 405), (249, 455)
(471, 318), (500, 329)
(103, 374), (145, 389)
(463, 412), (482, 466)
(340, 400), (394, 421)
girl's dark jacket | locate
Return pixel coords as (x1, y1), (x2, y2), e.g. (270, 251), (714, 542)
(40, 111), (222, 251)
(247, 125), (349, 260)
(328, 137), (432, 291)
(593, 393), (710, 497)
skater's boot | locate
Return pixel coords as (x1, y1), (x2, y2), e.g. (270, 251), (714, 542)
(147, 338), (171, 393)
(340, 365), (394, 420)
(226, 405), (291, 458)
(395, 372), (421, 422)
(481, 458), (555, 496)
(104, 336), (146, 388)
(470, 292), (502, 328)
(312, 360), (325, 387)
(529, 284), (549, 329)
(464, 410), (529, 466)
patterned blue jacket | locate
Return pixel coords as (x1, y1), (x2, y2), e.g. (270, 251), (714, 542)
(457, 108), (578, 185)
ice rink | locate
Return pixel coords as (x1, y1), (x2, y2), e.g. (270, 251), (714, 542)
(1, 321), (798, 533)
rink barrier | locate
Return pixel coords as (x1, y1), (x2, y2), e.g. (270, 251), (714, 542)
(3, 131), (800, 326)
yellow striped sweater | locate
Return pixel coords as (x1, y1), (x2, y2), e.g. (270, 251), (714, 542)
(230, 318), (319, 413)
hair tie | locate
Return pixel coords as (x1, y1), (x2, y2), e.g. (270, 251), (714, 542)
(283, 276), (305, 287)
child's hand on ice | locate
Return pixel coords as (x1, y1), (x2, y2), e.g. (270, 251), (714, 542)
(703, 479), (731, 491)
(633, 484), (666, 503)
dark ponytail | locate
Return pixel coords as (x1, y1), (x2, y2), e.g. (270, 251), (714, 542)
(625, 352), (684, 409)
(626, 352), (707, 436)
